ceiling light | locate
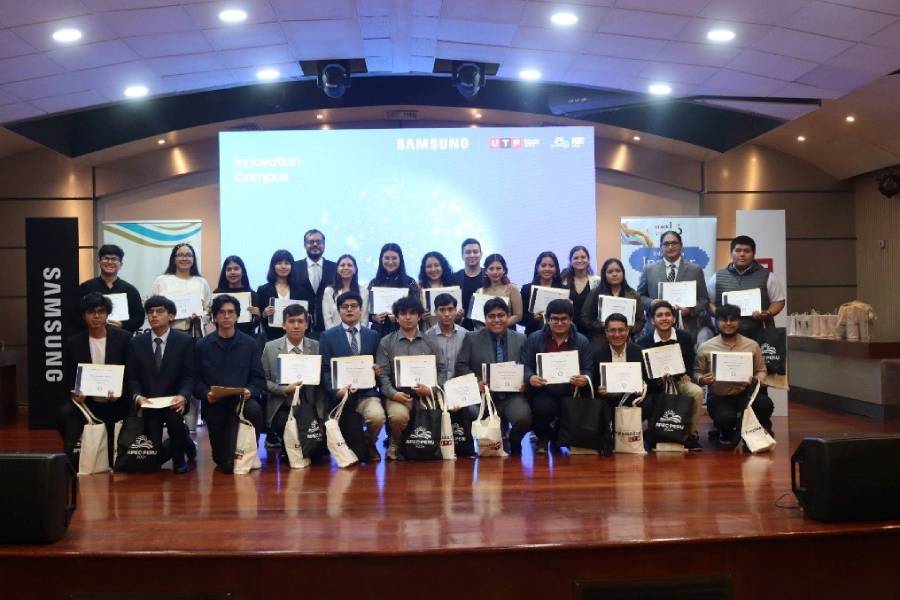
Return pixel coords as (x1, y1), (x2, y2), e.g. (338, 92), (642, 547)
(845, 115), (856, 123)
(519, 68), (542, 81)
(123, 85), (148, 98)
(219, 8), (247, 23)
(707, 29), (736, 42)
(632, 135), (641, 141)
(648, 83), (672, 95)
(256, 68), (279, 81)
(474, 112), (482, 119)
(52, 28), (82, 43)
(470, 124), (478, 128)
(797, 135), (806, 142)
(157, 139), (166, 145)
(316, 113), (324, 120)
(320, 124), (330, 130)
(550, 12), (579, 26)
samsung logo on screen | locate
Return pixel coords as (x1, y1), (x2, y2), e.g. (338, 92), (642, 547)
(396, 137), (470, 151)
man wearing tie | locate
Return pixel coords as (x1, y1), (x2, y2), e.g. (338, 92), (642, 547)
(636, 230), (711, 345)
(126, 295), (195, 473)
(292, 229), (337, 339)
(318, 291), (384, 461)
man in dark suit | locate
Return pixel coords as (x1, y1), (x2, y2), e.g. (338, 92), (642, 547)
(636, 230), (711, 345)
(126, 295), (195, 473)
(292, 229), (337, 339)
(455, 297), (532, 454)
(59, 292), (132, 466)
(318, 291), (384, 461)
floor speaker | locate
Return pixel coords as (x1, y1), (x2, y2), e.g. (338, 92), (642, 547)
(0, 453), (76, 543)
(792, 436), (900, 522)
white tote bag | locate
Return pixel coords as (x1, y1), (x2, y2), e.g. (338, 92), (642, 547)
(325, 395), (359, 468)
(741, 380), (777, 454)
(434, 388), (456, 461)
(614, 391), (647, 455)
(282, 386), (311, 469)
(233, 399), (262, 475)
(471, 388), (507, 458)
(72, 401), (110, 475)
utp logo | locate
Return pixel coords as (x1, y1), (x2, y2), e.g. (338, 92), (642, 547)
(490, 137), (523, 149)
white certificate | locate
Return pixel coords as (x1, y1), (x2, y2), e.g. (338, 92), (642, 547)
(711, 351), (754, 383)
(485, 362), (524, 393)
(722, 288), (762, 316)
(212, 292), (252, 323)
(641, 344), (686, 379)
(369, 287), (410, 315)
(394, 355), (437, 388)
(421, 286), (462, 312)
(442, 373), (481, 409)
(75, 363), (124, 397)
(657, 281), (697, 308)
(468, 293), (507, 323)
(105, 293), (129, 322)
(269, 298), (309, 327)
(277, 353), (322, 386)
(331, 355), (376, 389)
(167, 291), (203, 320)
(528, 285), (570, 315)
(536, 350), (580, 385)
(599, 362), (644, 394)
(597, 295), (637, 326)
(143, 396), (176, 409)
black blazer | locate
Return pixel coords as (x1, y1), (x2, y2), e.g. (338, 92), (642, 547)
(292, 258), (337, 335)
(256, 281), (315, 341)
(126, 329), (195, 401)
(636, 329), (695, 394)
(64, 326), (132, 399)
(318, 323), (381, 407)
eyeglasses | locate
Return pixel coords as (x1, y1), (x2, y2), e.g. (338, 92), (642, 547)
(339, 303), (360, 310)
(99, 256), (120, 263)
(305, 239), (323, 246)
(175, 253), (194, 259)
(662, 241), (682, 247)
(549, 316), (571, 324)
(485, 313), (507, 321)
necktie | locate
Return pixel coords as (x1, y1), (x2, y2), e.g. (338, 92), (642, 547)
(153, 337), (163, 369)
(310, 262), (321, 293)
(348, 327), (359, 355)
(291, 346), (301, 354)
(667, 264), (676, 282)
(495, 337), (504, 363)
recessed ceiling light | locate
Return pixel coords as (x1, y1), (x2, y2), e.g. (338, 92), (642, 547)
(648, 83), (672, 95)
(470, 124), (478, 128)
(797, 135), (806, 142)
(845, 115), (856, 123)
(707, 29), (736, 42)
(316, 113), (324, 120)
(219, 8), (247, 23)
(632, 135), (641, 141)
(321, 124), (330, 130)
(519, 68), (542, 81)
(123, 85), (148, 98)
(157, 139), (166, 145)
(474, 112), (482, 119)
(256, 68), (279, 81)
(550, 12), (579, 26)
(52, 28), (82, 43)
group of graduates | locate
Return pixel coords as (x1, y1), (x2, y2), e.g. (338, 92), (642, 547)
(60, 228), (783, 472)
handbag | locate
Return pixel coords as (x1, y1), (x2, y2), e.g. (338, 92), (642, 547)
(233, 399), (262, 475)
(325, 395), (359, 468)
(114, 408), (162, 473)
(558, 376), (606, 453)
(450, 407), (476, 458)
(614, 391), (647, 455)
(435, 388), (456, 460)
(338, 395), (367, 462)
(651, 378), (692, 445)
(295, 389), (327, 460)
(471, 388), (507, 458)
(756, 324), (787, 375)
(69, 401), (110, 475)
(740, 379), (777, 454)
(400, 393), (443, 461)
(282, 387), (311, 469)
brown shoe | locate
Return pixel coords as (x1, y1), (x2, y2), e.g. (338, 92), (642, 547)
(368, 442), (382, 463)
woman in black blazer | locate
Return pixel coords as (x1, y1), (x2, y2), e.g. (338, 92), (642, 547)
(367, 243), (419, 337)
(520, 251), (566, 336)
(214, 255), (259, 338)
(256, 249), (314, 341)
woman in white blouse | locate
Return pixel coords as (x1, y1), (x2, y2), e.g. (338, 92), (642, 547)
(149, 243), (212, 334)
(321, 254), (369, 329)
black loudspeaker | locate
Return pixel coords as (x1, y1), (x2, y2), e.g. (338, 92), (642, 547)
(0, 453), (76, 543)
(792, 436), (900, 522)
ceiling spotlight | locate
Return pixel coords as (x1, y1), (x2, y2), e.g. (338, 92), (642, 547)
(453, 62), (486, 98)
(519, 68), (542, 81)
(256, 68), (279, 81)
(845, 115), (856, 123)
(219, 8), (247, 23)
(157, 139), (166, 145)
(707, 29), (736, 42)
(123, 85), (148, 98)
(550, 12), (579, 26)
(317, 61), (351, 98)
(648, 83), (672, 95)
(797, 135), (806, 142)
(52, 28), (82, 43)
(632, 135), (641, 141)
(474, 112), (482, 119)
(316, 113), (324, 120)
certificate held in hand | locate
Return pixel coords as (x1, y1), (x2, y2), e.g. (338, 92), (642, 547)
(443, 373), (481, 409)
(657, 281), (697, 308)
(528, 285), (570, 315)
(369, 287), (410, 315)
(277, 353), (322, 385)
(142, 396), (176, 409)
(484, 362), (524, 392)
(599, 362), (644, 394)
(213, 292), (252, 323)
(721, 288), (762, 316)
(331, 355), (376, 389)
(468, 293), (507, 323)
(422, 286), (462, 312)
(168, 291), (203, 321)
(536, 350), (580, 385)
(105, 293), (130, 322)
(597, 295), (636, 325)
(269, 298), (309, 327)
(641, 344), (686, 379)
(75, 364), (124, 398)
(711, 351), (754, 383)
(394, 355), (437, 388)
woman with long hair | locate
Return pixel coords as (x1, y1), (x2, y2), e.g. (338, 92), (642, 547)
(321, 254), (369, 329)
(417, 250), (461, 328)
(256, 249), (314, 341)
(478, 253), (522, 328)
(582, 257), (645, 343)
(560, 245), (601, 334)
(367, 243), (419, 336)
(150, 242), (212, 334)
(213, 255), (259, 337)
(520, 251), (566, 335)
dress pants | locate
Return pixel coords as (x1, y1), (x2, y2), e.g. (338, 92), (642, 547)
(58, 399), (122, 466)
(143, 407), (191, 468)
(355, 395), (386, 454)
(530, 392), (565, 442)
(707, 390), (774, 440)
(203, 397), (264, 469)
(492, 393), (532, 451)
(676, 376), (705, 438)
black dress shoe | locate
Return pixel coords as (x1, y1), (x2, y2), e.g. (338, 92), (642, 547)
(173, 462), (189, 474)
(185, 441), (197, 462)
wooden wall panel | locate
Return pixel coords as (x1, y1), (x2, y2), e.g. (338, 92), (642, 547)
(0, 200), (93, 246)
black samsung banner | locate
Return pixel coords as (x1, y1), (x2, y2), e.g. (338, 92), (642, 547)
(26, 218), (79, 429)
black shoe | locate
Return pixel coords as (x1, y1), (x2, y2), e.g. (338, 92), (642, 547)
(185, 441), (197, 462)
(717, 432), (736, 448)
(173, 462), (189, 474)
(684, 435), (703, 452)
(265, 434), (282, 449)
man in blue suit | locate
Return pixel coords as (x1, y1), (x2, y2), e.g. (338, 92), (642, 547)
(318, 291), (384, 461)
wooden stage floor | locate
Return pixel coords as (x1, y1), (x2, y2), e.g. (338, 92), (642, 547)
(3, 402), (900, 599)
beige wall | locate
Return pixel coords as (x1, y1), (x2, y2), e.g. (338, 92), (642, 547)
(855, 170), (900, 339)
